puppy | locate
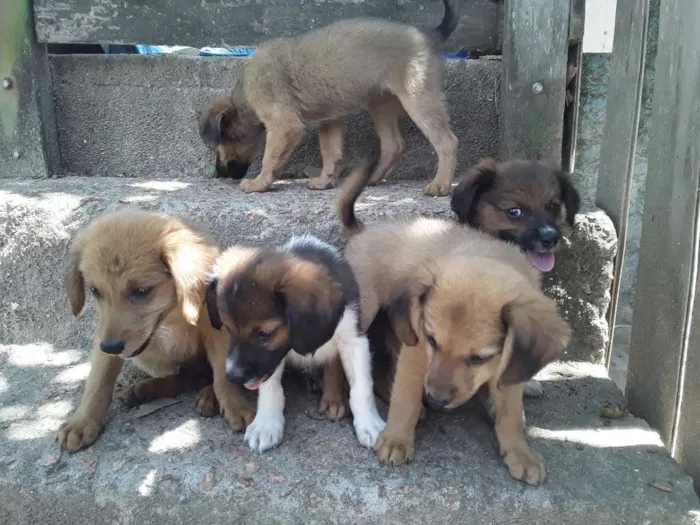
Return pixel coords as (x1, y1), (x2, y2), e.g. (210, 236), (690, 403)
(205, 235), (385, 453)
(199, 0), (459, 196)
(450, 158), (581, 272)
(59, 209), (255, 452)
(337, 161), (571, 484)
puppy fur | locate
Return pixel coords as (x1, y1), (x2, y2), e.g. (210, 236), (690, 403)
(58, 209), (255, 452)
(199, 0), (459, 196)
(337, 162), (571, 484)
(205, 235), (385, 453)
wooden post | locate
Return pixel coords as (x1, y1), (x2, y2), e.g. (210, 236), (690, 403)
(626, 0), (700, 490)
(500, 0), (571, 162)
(0, 0), (58, 179)
(593, 0), (652, 367)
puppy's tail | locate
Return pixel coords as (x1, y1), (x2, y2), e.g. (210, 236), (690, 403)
(433, 0), (461, 42)
(336, 156), (379, 237)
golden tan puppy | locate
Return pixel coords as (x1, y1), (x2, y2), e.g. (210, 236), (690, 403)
(204, 235), (385, 452)
(58, 209), (255, 452)
(199, 0), (460, 196)
(336, 161), (571, 485)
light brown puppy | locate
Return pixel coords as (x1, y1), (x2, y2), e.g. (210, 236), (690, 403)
(199, 0), (459, 196)
(58, 209), (255, 452)
(337, 161), (571, 485)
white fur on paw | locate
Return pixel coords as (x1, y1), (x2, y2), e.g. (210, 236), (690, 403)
(353, 411), (386, 448)
(523, 379), (544, 398)
(244, 412), (285, 453)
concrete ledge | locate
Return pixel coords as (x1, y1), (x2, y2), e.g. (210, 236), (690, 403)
(41, 55), (501, 181)
(1, 355), (698, 524)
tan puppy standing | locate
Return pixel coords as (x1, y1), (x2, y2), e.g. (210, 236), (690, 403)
(336, 160), (572, 485)
(199, 0), (460, 196)
(58, 209), (255, 451)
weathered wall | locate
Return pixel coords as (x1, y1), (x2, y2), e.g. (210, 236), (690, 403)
(45, 55), (501, 182)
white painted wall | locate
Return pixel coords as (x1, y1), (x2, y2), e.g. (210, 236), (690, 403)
(583, 0), (617, 53)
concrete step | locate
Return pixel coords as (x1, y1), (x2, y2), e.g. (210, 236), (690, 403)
(2, 176), (696, 524)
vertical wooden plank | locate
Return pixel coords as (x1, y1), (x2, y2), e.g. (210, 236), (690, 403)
(680, 287), (700, 493)
(593, 0), (651, 367)
(0, 0), (58, 179)
(499, 0), (570, 162)
(626, 0), (700, 451)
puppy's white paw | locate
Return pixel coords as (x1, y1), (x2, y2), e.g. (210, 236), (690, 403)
(244, 412), (285, 453)
(353, 410), (386, 449)
(523, 379), (544, 398)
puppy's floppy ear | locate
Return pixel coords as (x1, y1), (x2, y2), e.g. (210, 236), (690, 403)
(557, 172), (581, 226)
(499, 291), (571, 386)
(65, 232), (86, 316)
(161, 222), (217, 326)
(205, 278), (222, 330)
(279, 259), (345, 355)
(199, 99), (236, 144)
(386, 268), (434, 346)
(450, 158), (497, 225)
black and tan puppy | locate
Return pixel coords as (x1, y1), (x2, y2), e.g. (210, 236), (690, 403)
(450, 158), (581, 272)
(337, 161), (571, 485)
(59, 209), (255, 451)
(205, 235), (385, 453)
(199, 0), (460, 196)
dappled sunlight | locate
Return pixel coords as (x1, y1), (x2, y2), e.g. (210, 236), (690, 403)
(6, 417), (64, 441)
(52, 362), (91, 384)
(2, 343), (83, 368)
(0, 375), (7, 394)
(0, 405), (31, 422)
(138, 469), (159, 497)
(37, 400), (74, 419)
(129, 181), (190, 191)
(149, 419), (201, 453)
(119, 195), (158, 204)
(529, 426), (664, 448)
(537, 362), (609, 382)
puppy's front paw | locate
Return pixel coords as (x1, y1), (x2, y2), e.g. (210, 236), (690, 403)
(221, 396), (256, 433)
(502, 447), (546, 485)
(319, 395), (349, 421)
(375, 429), (414, 465)
(307, 175), (335, 190)
(58, 414), (103, 452)
(423, 180), (450, 197)
(244, 412), (285, 453)
(523, 379), (544, 398)
(353, 411), (386, 449)
(240, 178), (271, 193)
(195, 385), (219, 417)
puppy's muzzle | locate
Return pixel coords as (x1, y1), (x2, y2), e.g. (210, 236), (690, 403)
(100, 339), (125, 355)
(535, 225), (560, 251)
(216, 159), (250, 180)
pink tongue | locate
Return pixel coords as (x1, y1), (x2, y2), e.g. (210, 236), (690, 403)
(244, 378), (265, 391)
(527, 251), (556, 272)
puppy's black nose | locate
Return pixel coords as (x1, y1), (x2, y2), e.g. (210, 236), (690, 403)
(537, 225), (560, 249)
(100, 340), (125, 355)
(425, 392), (451, 408)
(225, 357), (247, 384)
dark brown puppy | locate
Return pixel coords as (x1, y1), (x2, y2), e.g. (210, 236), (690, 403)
(58, 209), (255, 452)
(450, 158), (581, 272)
(199, 0), (460, 196)
(205, 236), (384, 453)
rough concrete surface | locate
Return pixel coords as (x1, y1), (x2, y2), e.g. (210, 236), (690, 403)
(0, 176), (612, 362)
(45, 55), (501, 182)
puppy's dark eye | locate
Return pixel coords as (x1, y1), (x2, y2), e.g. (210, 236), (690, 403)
(257, 329), (276, 343)
(507, 207), (524, 219)
(130, 287), (153, 301)
(426, 335), (438, 349)
(547, 201), (561, 215)
(90, 287), (101, 299)
(465, 354), (494, 365)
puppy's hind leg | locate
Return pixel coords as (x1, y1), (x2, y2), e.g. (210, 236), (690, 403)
(119, 361), (212, 408)
(396, 92), (457, 196)
(368, 96), (406, 186)
(308, 120), (344, 190)
(336, 310), (386, 448)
